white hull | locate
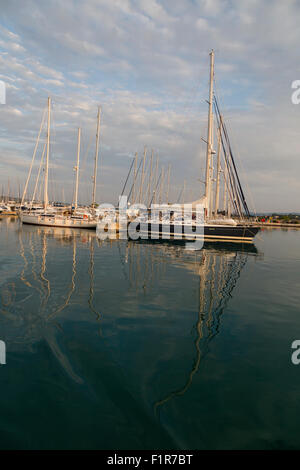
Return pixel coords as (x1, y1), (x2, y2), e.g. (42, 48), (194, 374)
(20, 213), (97, 229)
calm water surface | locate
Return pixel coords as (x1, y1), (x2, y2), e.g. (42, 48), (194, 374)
(0, 217), (300, 450)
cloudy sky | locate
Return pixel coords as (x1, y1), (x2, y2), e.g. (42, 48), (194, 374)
(0, 0), (299, 212)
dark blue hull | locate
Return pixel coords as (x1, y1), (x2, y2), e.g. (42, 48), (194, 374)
(135, 223), (260, 243)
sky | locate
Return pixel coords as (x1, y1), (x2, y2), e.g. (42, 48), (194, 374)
(0, 0), (299, 212)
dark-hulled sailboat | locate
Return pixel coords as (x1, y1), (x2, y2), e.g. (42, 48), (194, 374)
(135, 50), (260, 244)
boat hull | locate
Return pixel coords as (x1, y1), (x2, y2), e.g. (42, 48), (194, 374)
(20, 214), (97, 229)
(136, 222), (260, 243)
(0, 211), (17, 216)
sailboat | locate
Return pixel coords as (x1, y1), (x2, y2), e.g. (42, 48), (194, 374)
(136, 50), (260, 243)
(20, 98), (100, 229)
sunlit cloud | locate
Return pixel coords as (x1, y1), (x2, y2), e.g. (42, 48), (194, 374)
(0, 0), (299, 211)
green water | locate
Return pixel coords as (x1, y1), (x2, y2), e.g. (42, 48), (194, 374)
(0, 217), (300, 450)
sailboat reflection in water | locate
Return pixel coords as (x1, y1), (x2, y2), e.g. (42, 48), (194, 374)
(0, 225), (101, 383)
(123, 239), (259, 413)
(0, 218), (261, 427)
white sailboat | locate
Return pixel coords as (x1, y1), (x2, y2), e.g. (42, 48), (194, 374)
(20, 98), (100, 229)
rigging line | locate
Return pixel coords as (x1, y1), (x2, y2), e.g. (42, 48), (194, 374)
(222, 120), (250, 217)
(29, 232), (44, 299)
(88, 237), (102, 322)
(149, 170), (162, 206)
(40, 232), (51, 312)
(213, 101), (247, 217)
(128, 155), (143, 203)
(177, 183), (184, 204)
(215, 99), (247, 213)
(146, 150), (154, 207)
(117, 241), (130, 283)
(48, 166), (55, 204)
(31, 142), (46, 208)
(140, 156), (152, 205)
(222, 139), (243, 217)
(138, 147), (148, 204)
(220, 137), (244, 217)
(219, 117), (246, 209)
(21, 106), (47, 205)
(215, 122), (241, 216)
(214, 97), (250, 216)
(220, 109), (257, 217)
(120, 157), (135, 198)
(80, 131), (94, 174)
(48, 236), (77, 320)
(18, 232), (33, 289)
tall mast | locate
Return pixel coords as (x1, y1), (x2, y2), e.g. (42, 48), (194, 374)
(223, 154), (228, 213)
(31, 143), (46, 207)
(44, 96), (51, 211)
(166, 164), (171, 204)
(153, 155), (159, 205)
(138, 146), (147, 203)
(74, 127), (81, 212)
(146, 149), (153, 207)
(21, 107), (46, 206)
(182, 179), (186, 204)
(92, 106), (101, 208)
(227, 185), (231, 218)
(204, 50), (214, 217)
(131, 152), (138, 204)
(214, 115), (222, 215)
(159, 166), (164, 205)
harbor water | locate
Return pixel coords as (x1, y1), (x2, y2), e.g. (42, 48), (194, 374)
(0, 217), (300, 449)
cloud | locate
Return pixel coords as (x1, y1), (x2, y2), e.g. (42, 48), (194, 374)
(0, 0), (299, 211)
(0, 39), (25, 53)
(56, 32), (106, 57)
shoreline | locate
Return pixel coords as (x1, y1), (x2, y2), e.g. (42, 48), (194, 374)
(257, 222), (300, 228)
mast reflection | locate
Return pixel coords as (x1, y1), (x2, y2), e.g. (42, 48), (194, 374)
(0, 224), (100, 382)
(122, 239), (259, 413)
